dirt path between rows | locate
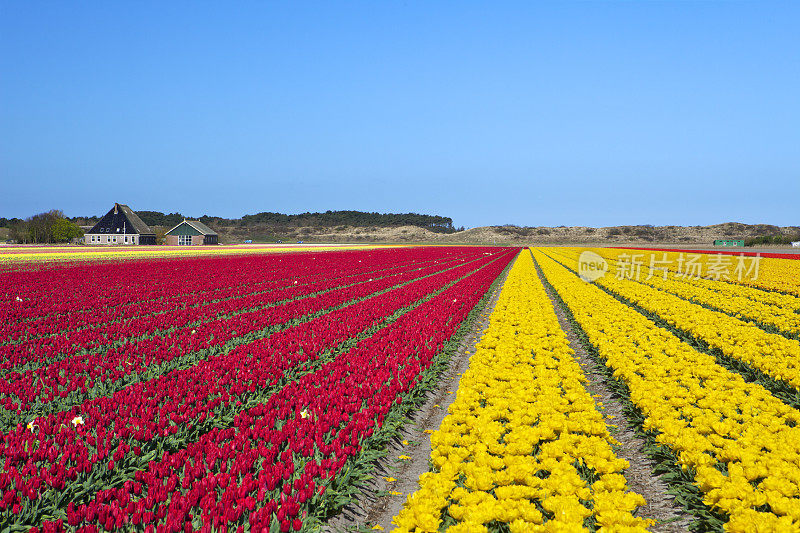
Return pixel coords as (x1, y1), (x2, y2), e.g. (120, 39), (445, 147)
(322, 268), (509, 532)
(532, 255), (691, 533)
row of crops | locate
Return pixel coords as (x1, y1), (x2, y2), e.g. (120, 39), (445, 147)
(6, 244), (800, 532)
(396, 247), (800, 532)
(1, 247), (517, 532)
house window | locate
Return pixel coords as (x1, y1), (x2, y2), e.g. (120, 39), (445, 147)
(124, 236), (128, 243)
(178, 234), (192, 246)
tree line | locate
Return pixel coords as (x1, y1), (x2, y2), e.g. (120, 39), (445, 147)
(2, 210), (83, 243)
(136, 210), (457, 232)
(236, 210), (456, 231)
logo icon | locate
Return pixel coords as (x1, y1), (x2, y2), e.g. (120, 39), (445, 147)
(578, 251), (608, 282)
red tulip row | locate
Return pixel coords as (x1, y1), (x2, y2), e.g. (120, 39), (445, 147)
(5, 250), (492, 468)
(51, 249), (515, 532)
(2, 250), (425, 321)
(1, 248), (466, 344)
(2, 250), (452, 345)
(2, 257), (287, 344)
(0, 252), (482, 418)
(2, 253), (302, 324)
(0, 249), (462, 373)
(0, 249), (513, 529)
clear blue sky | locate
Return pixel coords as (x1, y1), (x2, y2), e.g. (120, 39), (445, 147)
(1, 1), (798, 228)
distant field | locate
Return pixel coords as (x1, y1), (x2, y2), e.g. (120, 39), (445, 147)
(0, 243), (399, 268)
(611, 245), (800, 258)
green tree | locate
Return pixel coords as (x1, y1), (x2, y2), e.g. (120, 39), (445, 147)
(51, 218), (84, 242)
(9, 220), (29, 243)
(27, 210), (62, 243)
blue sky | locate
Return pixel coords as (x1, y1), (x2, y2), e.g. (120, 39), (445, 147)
(1, 1), (798, 228)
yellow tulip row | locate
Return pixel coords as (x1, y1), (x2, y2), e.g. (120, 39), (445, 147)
(532, 249), (800, 531)
(616, 255), (800, 337)
(544, 247), (800, 389)
(587, 248), (800, 324)
(581, 247), (800, 297)
(393, 252), (649, 532)
(552, 247), (800, 315)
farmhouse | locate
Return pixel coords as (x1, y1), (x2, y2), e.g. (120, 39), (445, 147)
(165, 220), (219, 245)
(84, 203), (156, 245)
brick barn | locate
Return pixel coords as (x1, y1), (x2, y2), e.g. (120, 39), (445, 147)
(84, 203), (157, 245)
(165, 220), (219, 245)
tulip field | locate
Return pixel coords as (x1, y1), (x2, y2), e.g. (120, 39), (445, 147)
(395, 247), (800, 532)
(394, 252), (650, 532)
(0, 246), (517, 532)
(0, 244), (378, 269)
(4, 244), (800, 532)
